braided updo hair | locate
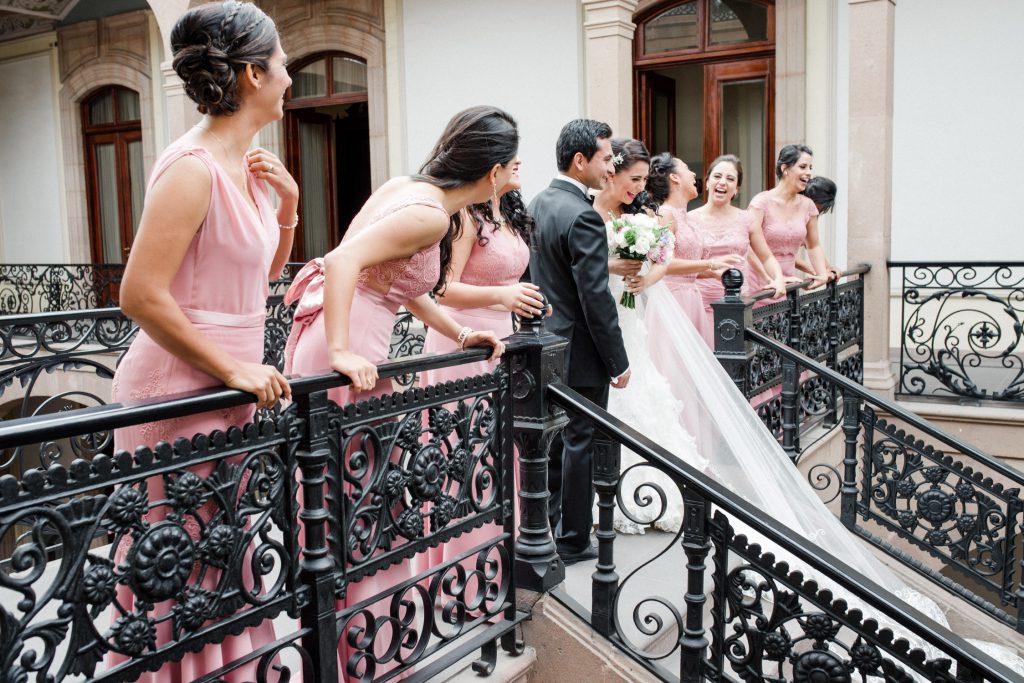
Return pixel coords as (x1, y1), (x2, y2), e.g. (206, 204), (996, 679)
(171, 1), (278, 116)
(646, 152), (678, 205)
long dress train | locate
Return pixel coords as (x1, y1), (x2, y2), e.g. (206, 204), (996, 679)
(609, 279), (1024, 671)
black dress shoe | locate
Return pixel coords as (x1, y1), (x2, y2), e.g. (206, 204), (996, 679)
(557, 543), (598, 566)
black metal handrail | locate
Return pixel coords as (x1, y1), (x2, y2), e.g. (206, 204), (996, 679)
(748, 326), (1024, 632)
(713, 265), (869, 449)
(0, 336), (525, 682)
(544, 382), (1020, 682)
(888, 260), (1024, 404)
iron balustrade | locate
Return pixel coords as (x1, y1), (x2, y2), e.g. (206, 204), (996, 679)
(0, 339), (533, 682)
(0, 263), (126, 314)
(747, 327), (1024, 634)
(712, 266), (868, 453)
(539, 382), (1020, 683)
(889, 261), (1024, 404)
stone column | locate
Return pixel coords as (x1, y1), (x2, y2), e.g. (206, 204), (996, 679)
(775, 0), (806, 153)
(847, 0), (896, 395)
(581, 0), (638, 136)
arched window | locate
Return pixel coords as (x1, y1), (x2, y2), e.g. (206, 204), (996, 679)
(285, 53), (371, 260)
(635, 0), (774, 208)
(81, 86), (144, 263)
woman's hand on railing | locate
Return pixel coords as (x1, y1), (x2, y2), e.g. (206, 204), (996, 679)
(764, 275), (803, 299)
(330, 350), (378, 393)
(225, 362), (291, 409)
(464, 330), (506, 361)
(500, 282), (545, 317)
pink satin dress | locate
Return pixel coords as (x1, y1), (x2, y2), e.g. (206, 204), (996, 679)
(655, 206), (712, 346)
(745, 191), (819, 293)
(283, 195), (447, 679)
(420, 217), (528, 568)
(689, 208), (752, 341)
(108, 143), (278, 681)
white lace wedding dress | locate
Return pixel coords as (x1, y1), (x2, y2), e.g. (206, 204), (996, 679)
(603, 274), (1024, 673)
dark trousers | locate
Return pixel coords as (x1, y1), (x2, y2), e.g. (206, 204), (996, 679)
(547, 383), (609, 554)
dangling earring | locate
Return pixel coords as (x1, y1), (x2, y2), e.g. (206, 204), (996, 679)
(491, 181), (506, 229)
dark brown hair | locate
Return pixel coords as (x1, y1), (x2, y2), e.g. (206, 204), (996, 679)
(646, 152), (678, 205)
(468, 190), (534, 247)
(706, 154), (744, 190)
(413, 105), (520, 293)
(171, 1), (278, 116)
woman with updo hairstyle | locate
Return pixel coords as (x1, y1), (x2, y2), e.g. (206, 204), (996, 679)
(593, 138), (651, 284)
(107, 2), (296, 678)
(746, 144), (832, 293)
(282, 105), (512, 676)
(630, 152), (743, 345)
(795, 175), (841, 277)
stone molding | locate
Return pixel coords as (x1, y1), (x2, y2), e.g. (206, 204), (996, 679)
(261, 0), (388, 188)
(56, 10), (154, 264)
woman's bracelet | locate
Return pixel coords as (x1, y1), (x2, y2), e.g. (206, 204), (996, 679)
(456, 326), (473, 351)
(279, 212), (299, 230)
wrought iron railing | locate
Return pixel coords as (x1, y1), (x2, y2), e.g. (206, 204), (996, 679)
(534, 382), (1021, 682)
(748, 327), (1024, 634)
(889, 261), (1024, 404)
(0, 339), (528, 682)
(712, 266), (868, 454)
(0, 263), (127, 314)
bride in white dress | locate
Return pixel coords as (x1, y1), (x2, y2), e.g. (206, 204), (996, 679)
(594, 141), (1024, 671)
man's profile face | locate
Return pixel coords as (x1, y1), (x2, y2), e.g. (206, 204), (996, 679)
(579, 137), (614, 191)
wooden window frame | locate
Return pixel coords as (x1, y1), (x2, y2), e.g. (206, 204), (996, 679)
(633, 0), (775, 198)
(81, 86), (143, 265)
(634, 0), (775, 68)
(284, 52), (370, 261)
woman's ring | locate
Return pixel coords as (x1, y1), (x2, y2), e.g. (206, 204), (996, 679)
(267, 163), (274, 173)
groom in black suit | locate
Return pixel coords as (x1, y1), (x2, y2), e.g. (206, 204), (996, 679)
(528, 119), (636, 564)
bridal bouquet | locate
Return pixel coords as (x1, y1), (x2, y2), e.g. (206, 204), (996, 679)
(606, 212), (675, 309)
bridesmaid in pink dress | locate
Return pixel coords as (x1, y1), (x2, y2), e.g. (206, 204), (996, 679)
(636, 153), (743, 346)
(418, 162), (540, 569)
(283, 106), (514, 678)
(746, 144), (831, 292)
(108, 3), (295, 680)
(688, 154), (790, 337)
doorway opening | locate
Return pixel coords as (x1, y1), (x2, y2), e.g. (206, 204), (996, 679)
(635, 0), (774, 209)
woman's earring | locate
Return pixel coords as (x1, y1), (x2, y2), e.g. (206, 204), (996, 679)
(491, 181), (499, 208)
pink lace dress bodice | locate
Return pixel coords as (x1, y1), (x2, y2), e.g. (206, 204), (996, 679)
(690, 207), (752, 311)
(747, 191), (818, 288)
(664, 206), (703, 286)
(459, 219), (530, 288)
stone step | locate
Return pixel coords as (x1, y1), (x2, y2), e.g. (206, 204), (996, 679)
(430, 644), (537, 683)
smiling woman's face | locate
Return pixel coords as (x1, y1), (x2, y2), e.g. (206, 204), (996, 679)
(706, 160), (740, 206)
(609, 160), (649, 208)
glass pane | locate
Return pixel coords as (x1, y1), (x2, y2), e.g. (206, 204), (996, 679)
(94, 143), (121, 263)
(89, 91), (114, 125)
(710, 0), (768, 46)
(644, 1), (698, 54)
(332, 57), (367, 94)
(117, 89), (140, 121)
(127, 139), (144, 236)
(299, 120), (330, 258)
(292, 59), (327, 99)
(720, 78), (766, 209)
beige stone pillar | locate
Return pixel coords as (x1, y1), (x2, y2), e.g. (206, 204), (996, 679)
(581, 0), (638, 137)
(847, 0), (896, 394)
(147, 0), (198, 141)
(775, 0), (806, 152)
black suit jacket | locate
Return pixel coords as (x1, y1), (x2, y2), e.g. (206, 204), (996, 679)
(527, 178), (628, 387)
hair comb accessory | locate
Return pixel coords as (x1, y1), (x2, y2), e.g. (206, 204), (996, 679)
(612, 152), (625, 167)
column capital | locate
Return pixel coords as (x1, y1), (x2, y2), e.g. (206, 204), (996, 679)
(582, 0), (638, 39)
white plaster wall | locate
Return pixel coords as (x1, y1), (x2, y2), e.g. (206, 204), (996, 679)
(891, 0), (1024, 261)
(400, 0), (584, 202)
(0, 53), (66, 262)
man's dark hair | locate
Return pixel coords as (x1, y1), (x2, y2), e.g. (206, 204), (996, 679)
(555, 119), (613, 172)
